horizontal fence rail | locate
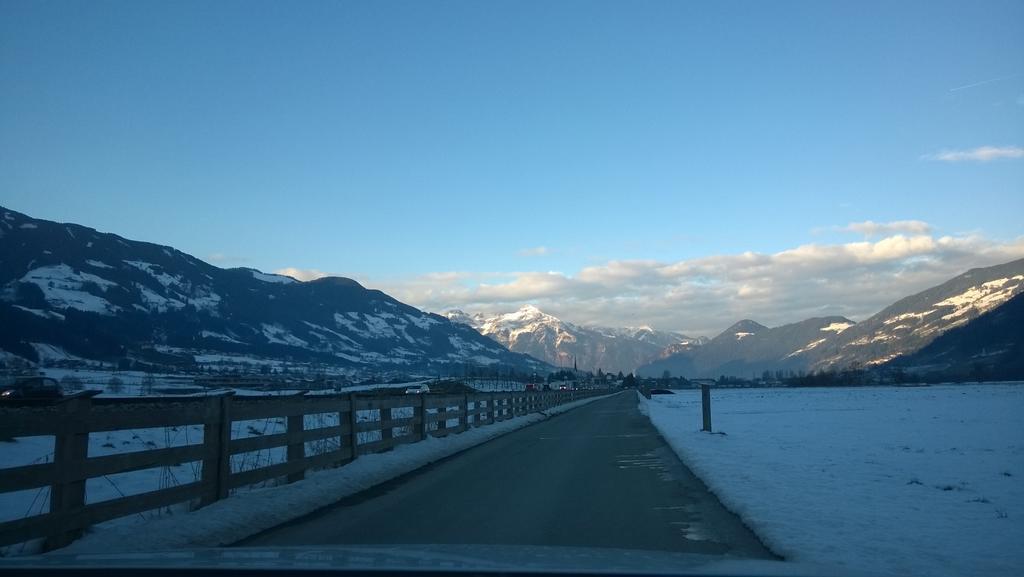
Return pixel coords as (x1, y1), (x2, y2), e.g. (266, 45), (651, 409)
(0, 387), (607, 551)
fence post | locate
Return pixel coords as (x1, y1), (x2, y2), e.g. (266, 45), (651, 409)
(461, 394), (470, 431)
(348, 393), (359, 459)
(437, 398), (447, 433)
(286, 407), (305, 483)
(200, 392), (233, 508)
(45, 394), (92, 550)
(416, 394), (427, 441)
(701, 384), (712, 432)
(379, 401), (393, 448)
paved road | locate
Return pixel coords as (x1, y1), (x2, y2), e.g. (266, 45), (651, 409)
(241, 392), (773, 558)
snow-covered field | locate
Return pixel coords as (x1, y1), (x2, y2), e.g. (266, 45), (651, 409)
(640, 384), (1024, 577)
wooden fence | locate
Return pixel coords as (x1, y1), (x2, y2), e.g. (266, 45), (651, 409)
(0, 388), (605, 551)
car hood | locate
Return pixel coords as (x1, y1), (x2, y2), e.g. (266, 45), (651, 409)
(3, 544), (866, 576)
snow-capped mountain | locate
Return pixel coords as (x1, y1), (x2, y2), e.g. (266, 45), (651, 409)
(442, 309), (487, 328)
(637, 317), (855, 378)
(443, 305), (697, 374)
(889, 292), (1024, 380)
(0, 206), (550, 375)
(804, 258), (1024, 370)
(639, 258), (1024, 378)
(713, 319), (769, 343)
(594, 325), (704, 350)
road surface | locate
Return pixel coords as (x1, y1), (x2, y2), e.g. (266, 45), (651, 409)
(241, 392), (774, 558)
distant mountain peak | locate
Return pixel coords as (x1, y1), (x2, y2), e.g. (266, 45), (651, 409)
(718, 319), (767, 341)
(506, 304), (552, 321)
(448, 306), (699, 373)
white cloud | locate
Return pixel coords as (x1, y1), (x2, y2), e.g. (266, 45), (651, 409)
(517, 246), (550, 257)
(476, 271), (576, 301)
(368, 232), (1024, 337)
(923, 146), (1024, 163)
(270, 227), (1024, 337)
(842, 220), (932, 237)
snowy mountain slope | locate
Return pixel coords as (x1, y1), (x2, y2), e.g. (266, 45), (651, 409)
(637, 317), (855, 378)
(806, 258), (1024, 370)
(638, 258), (1024, 378)
(889, 292), (1024, 380)
(443, 305), (697, 374)
(0, 206), (549, 374)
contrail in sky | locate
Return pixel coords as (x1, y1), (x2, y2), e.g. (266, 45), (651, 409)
(948, 73), (1020, 92)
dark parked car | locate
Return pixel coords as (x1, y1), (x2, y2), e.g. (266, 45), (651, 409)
(0, 377), (64, 401)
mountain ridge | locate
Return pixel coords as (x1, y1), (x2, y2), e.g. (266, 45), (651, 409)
(889, 292), (1024, 381)
(637, 258), (1024, 378)
(0, 206), (551, 376)
(803, 259), (1024, 370)
(638, 315), (856, 378)
(444, 305), (701, 374)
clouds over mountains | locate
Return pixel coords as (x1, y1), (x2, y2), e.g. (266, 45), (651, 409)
(280, 222), (1024, 337)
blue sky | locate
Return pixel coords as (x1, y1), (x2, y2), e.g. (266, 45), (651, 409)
(2, 1), (1022, 333)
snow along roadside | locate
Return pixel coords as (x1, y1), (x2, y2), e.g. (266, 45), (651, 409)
(55, 392), (620, 555)
(636, 386), (1024, 577)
